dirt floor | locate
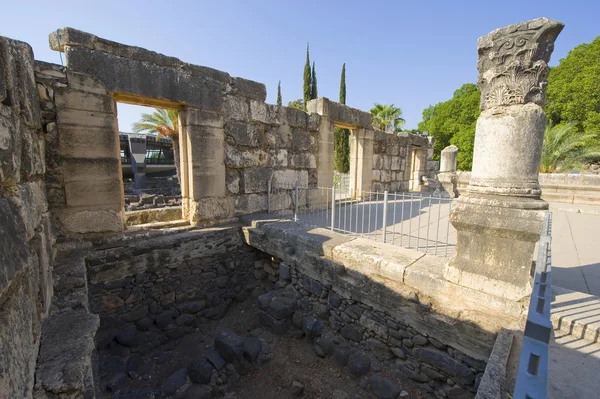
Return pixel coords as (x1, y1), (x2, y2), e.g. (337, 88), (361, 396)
(98, 295), (436, 399)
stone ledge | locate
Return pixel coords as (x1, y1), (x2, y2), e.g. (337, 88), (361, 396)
(474, 328), (515, 399)
(125, 206), (183, 226)
(34, 310), (99, 398)
(242, 217), (526, 360)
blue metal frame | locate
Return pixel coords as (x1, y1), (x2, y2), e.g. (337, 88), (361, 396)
(513, 211), (553, 399)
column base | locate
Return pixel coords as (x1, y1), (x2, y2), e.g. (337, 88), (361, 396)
(444, 196), (547, 301)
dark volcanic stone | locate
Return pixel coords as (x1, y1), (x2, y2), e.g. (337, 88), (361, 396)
(348, 351), (371, 378)
(259, 311), (287, 334)
(215, 330), (244, 362)
(334, 348), (350, 366)
(155, 311), (174, 330)
(125, 354), (143, 372)
(115, 326), (137, 347)
(183, 384), (212, 399)
(205, 348), (226, 370)
(243, 336), (262, 362)
(413, 347), (475, 385)
(368, 374), (400, 399)
(340, 324), (363, 342)
(188, 358), (213, 384)
(136, 317), (153, 331)
(302, 316), (323, 339)
(159, 367), (188, 395)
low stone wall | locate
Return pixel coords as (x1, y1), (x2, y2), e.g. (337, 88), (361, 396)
(457, 171), (600, 204)
(243, 218), (527, 398)
(85, 226), (272, 347)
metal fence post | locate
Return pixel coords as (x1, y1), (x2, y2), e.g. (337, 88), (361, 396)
(382, 191), (389, 243)
(267, 179), (271, 214)
(331, 185), (336, 231)
(294, 184), (299, 222)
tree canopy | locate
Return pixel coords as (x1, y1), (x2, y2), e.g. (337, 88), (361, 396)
(417, 83), (480, 170)
(546, 36), (600, 133)
(370, 104), (405, 133)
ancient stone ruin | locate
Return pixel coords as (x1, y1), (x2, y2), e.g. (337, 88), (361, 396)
(0, 17), (563, 399)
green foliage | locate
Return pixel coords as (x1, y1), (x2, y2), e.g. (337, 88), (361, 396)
(546, 36), (600, 132)
(334, 127), (350, 173)
(288, 99), (304, 110)
(132, 108), (179, 140)
(418, 83), (480, 170)
(339, 63), (346, 105)
(370, 104), (405, 133)
(303, 44), (311, 110)
(311, 62), (318, 100)
(277, 81), (282, 107)
(540, 123), (600, 173)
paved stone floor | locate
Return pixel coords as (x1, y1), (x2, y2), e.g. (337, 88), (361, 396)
(550, 203), (600, 296)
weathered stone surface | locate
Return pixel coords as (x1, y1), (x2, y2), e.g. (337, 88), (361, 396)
(340, 324), (363, 342)
(215, 330), (244, 362)
(302, 316), (324, 339)
(477, 18), (564, 110)
(368, 375), (400, 399)
(0, 198), (29, 295)
(64, 45), (223, 110)
(242, 336), (262, 362)
(347, 351), (371, 378)
(242, 167), (270, 193)
(183, 384), (212, 399)
(225, 121), (262, 146)
(188, 358), (213, 384)
(205, 348), (226, 371)
(413, 347), (474, 385)
(160, 367), (188, 395)
(35, 311), (100, 397)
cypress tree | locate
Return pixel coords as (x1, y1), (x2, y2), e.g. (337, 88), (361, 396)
(311, 62), (318, 99)
(303, 44), (311, 110)
(277, 81), (282, 107)
(334, 63), (350, 173)
(340, 63), (346, 104)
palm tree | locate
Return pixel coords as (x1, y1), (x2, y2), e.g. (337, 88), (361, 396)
(132, 108), (181, 183)
(540, 123), (600, 173)
(370, 103), (405, 133)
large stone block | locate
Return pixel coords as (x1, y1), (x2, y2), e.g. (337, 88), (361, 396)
(20, 125), (45, 179)
(54, 89), (114, 114)
(225, 146), (269, 169)
(413, 347), (475, 385)
(230, 77), (266, 101)
(242, 167), (271, 194)
(290, 153), (316, 169)
(282, 107), (308, 128)
(0, 280), (36, 399)
(0, 36), (41, 129)
(265, 125), (291, 148)
(0, 105), (21, 182)
(249, 101), (279, 124)
(57, 125), (119, 159)
(222, 95), (249, 121)
(56, 108), (116, 129)
(16, 180), (48, 240)
(184, 108), (223, 128)
(61, 158), (121, 182)
(64, 179), (122, 207)
(225, 121), (262, 146)
(186, 125), (225, 199)
(290, 129), (312, 151)
(64, 46), (223, 111)
(54, 207), (123, 234)
(235, 194), (267, 215)
(189, 196), (235, 223)
(0, 198), (29, 296)
(273, 170), (308, 187)
(65, 71), (108, 95)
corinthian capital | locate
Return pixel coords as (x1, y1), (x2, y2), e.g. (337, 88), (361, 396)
(477, 17), (564, 110)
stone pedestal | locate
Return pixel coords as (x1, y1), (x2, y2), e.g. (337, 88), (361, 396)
(444, 18), (563, 302)
(438, 145), (458, 198)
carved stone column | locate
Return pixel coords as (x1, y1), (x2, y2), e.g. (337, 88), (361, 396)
(438, 145), (458, 198)
(444, 18), (563, 301)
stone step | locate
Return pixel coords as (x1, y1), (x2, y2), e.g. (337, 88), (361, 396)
(551, 286), (600, 344)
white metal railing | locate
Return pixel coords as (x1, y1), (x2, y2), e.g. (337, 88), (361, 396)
(513, 211), (553, 399)
(267, 181), (455, 258)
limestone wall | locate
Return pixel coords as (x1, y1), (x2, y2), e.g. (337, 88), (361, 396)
(371, 131), (432, 192)
(0, 36), (55, 399)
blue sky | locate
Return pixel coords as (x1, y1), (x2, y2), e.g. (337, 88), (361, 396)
(3, 0), (599, 130)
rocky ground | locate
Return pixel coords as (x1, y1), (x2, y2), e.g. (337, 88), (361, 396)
(97, 294), (436, 399)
